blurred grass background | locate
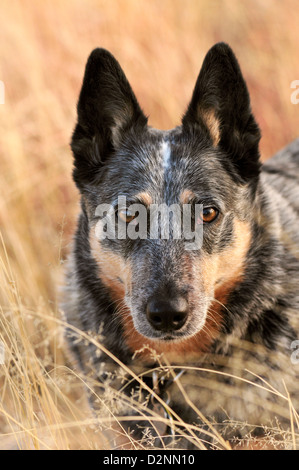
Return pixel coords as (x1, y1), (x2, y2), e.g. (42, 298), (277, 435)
(0, 0), (298, 449)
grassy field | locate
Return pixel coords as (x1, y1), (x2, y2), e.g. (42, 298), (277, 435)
(0, 0), (298, 449)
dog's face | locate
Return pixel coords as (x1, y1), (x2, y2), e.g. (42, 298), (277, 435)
(72, 43), (261, 348)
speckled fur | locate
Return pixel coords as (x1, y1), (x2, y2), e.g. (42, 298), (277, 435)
(62, 43), (299, 448)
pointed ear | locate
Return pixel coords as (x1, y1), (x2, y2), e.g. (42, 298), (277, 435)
(182, 43), (261, 183)
(71, 48), (147, 187)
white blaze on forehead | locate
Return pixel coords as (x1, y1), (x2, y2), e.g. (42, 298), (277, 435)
(161, 140), (171, 171)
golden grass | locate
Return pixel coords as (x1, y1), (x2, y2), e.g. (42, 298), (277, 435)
(0, 0), (299, 450)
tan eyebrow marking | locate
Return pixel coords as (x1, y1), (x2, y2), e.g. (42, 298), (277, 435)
(135, 192), (152, 206)
(180, 189), (195, 205)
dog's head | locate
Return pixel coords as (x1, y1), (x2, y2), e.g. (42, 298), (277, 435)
(71, 43), (261, 350)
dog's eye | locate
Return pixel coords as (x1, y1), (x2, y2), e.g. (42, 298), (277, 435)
(117, 208), (137, 223)
(201, 207), (219, 223)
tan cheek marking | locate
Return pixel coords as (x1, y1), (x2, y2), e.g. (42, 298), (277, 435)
(200, 220), (251, 296)
(216, 220), (252, 288)
(136, 192), (152, 207)
(200, 108), (220, 147)
(199, 220), (251, 350)
(89, 229), (131, 300)
(180, 189), (195, 205)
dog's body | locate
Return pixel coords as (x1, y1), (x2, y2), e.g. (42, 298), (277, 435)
(63, 43), (299, 448)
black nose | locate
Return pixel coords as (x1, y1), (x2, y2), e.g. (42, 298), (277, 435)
(146, 297), (188, 332)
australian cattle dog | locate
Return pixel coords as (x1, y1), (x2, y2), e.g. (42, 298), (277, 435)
(63, 43), (299, 449)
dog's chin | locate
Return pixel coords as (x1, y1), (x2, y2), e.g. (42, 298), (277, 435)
(146, 333), (185, 343)
(135, 325), (203, 343)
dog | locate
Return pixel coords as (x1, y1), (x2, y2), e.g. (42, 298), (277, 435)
(62, 43), (299, 449)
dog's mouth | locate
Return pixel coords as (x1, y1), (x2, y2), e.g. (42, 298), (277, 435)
(161, 335), (176, 341)
(145, 332), (187, 342)
(134, 318), (204, 343)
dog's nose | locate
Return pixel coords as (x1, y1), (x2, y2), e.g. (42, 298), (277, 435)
(146, 297), (188, 332)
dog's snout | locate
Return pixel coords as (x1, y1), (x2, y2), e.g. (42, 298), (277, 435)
(146, 297), (188, 332)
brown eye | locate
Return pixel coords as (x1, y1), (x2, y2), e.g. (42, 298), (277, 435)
(118, 209), (137, 223)
(201, 207), (219, 223)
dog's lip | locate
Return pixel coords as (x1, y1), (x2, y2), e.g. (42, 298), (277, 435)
(145, 331), (189, 342)
(160, 335), (176, 341)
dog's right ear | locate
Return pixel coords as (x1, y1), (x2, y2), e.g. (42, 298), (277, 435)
(182, 43), (261, 184)
(71, 49), (147, 187)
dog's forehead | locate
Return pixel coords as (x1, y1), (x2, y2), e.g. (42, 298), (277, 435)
(139, 126), (220, 169)
(102, 125), (230, 205)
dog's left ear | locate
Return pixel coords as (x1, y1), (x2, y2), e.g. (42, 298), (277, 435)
(72, 48), (148, 188)
(182, 43), (261, 183)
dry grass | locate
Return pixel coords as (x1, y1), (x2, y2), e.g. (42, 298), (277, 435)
(0, 0), (299, 450)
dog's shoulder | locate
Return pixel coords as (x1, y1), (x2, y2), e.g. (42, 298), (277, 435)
(262, 137), (299, 180)
(261, 138), (299, 214)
